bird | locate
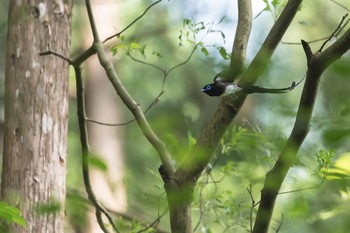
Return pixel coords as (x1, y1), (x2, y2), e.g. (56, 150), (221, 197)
(201, 73), (304, 97)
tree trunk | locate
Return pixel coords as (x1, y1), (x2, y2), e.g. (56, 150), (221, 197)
(164, 180), (194, 233)
(1, 1), (72, 232)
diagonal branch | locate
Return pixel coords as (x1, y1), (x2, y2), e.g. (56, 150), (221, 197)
(84, 0), (175, 177)
(73, 0), (162, 66)
(252, 23), (350, 233)
(103, 0), (163, 43)
(75, 65), (120, 233)
(229, 0), (253, 80)
(177, 0), (303, 183)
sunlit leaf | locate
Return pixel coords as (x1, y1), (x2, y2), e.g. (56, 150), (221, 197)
(0, 202), (27, 227)
(36, 202), (61, 214)
(111, 44), (128, 55)
(188, 131), (197, 147)
(218, 46), (230, 60)
(183, 18), (190, 26)
(88, 155), (108, 171)
(272, 0), (281, 7)
(200, 47), (209, 56)
(129, 42), (143, 50)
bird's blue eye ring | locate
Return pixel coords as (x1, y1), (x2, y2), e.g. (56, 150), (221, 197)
(205, 85), (211, 90)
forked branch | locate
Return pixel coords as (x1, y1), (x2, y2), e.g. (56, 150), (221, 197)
(253, 17), (350, 233)
(84, 0), (175, 177)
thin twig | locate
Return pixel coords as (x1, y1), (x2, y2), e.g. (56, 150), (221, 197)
(86, 0), (175, 177)
(86, 117), (135, 126)
(128, 53), (165, 73)
(166, 44), (198, 74)
(193, 175), (208, 232)
(282, 17), (350, 46)
(39, 50), (72, 64)
(278, 179), (325, 195)
(137, 209), (169, 233)
(319, 13), (348, 52)
(281, 36), (331, 45)
(78, 1), (124, 232)
(75, 65), (121, 233)
(330, 0), (350, 12)
(275, 214), (284, 233)
(247, 185), (256, 233)
(103, 0), (163, 43)
(66, 189), (169, 233)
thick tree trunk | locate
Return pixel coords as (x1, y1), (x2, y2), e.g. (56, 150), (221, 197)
(164, 180), (194, 233)
(1, 1), (72, 232)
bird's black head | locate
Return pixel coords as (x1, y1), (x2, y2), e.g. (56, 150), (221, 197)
(201, 83), (225, 96)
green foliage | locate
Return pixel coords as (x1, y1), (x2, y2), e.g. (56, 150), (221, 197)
(88, 154), (108, 171)
(261, 0), (289, 19)
(65, 192), (89, 231)
(315, 149), (336, 177)
(0, 201), (26, 230)
(35, 201), (61, 214)
(63, 0), (350, 232)
(322, 128), (350, 146)
(323, 153), (350, 181)
(111, 36), (147, 57)
(179, 17), (230, 60)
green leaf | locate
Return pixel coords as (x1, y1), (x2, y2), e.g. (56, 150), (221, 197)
(200, 47), (209, 56)
(0, 201), (27, 227)
(35, 202), (61, 214)
(183, 18), (191, 26)
(315, 149), (336, 171)
(218, 46), (230, 60)
(111, 44), (128, 55)
(129, 42), (143, 50)
(272, 0), (281, 7)
(88, 155), (108, 171)
(188, 131), (197, 147)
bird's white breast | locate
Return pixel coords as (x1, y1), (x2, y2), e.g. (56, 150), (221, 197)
(223, 83), (242, 95)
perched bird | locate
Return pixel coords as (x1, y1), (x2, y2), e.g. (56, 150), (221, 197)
(201, 74), (304, 97)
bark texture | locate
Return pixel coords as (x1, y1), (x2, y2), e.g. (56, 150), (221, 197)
(1, 1), (72, 232)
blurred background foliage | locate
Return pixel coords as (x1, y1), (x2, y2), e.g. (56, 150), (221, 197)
(1, 0), (350, 232)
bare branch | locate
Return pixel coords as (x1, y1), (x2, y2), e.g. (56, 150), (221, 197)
(229, 0), (252, 80)
(78, 38), (197, 128)
(103, 0), (163, 43)
(73, 0), (162, 66)
(301, 39), (313, 61)
(274, 214), (284, 233)
(85, 90), (164, 127)
(282, 17), (350, 46)
(39, 50), (72, 64)
(331, 0), (350, 11)
(74, 65), (120, 233)
(319, 13), (348, 52)
(178, 0), (302, 184)
(239, 0), (303, 86)
(66, 189), (169, 233)
(278, 179), (325, 195)
(247, 185), (256, 233)
(84, 1), (175, 178)
(253, 24), (350, 233)
(128, 53), (165, 73)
